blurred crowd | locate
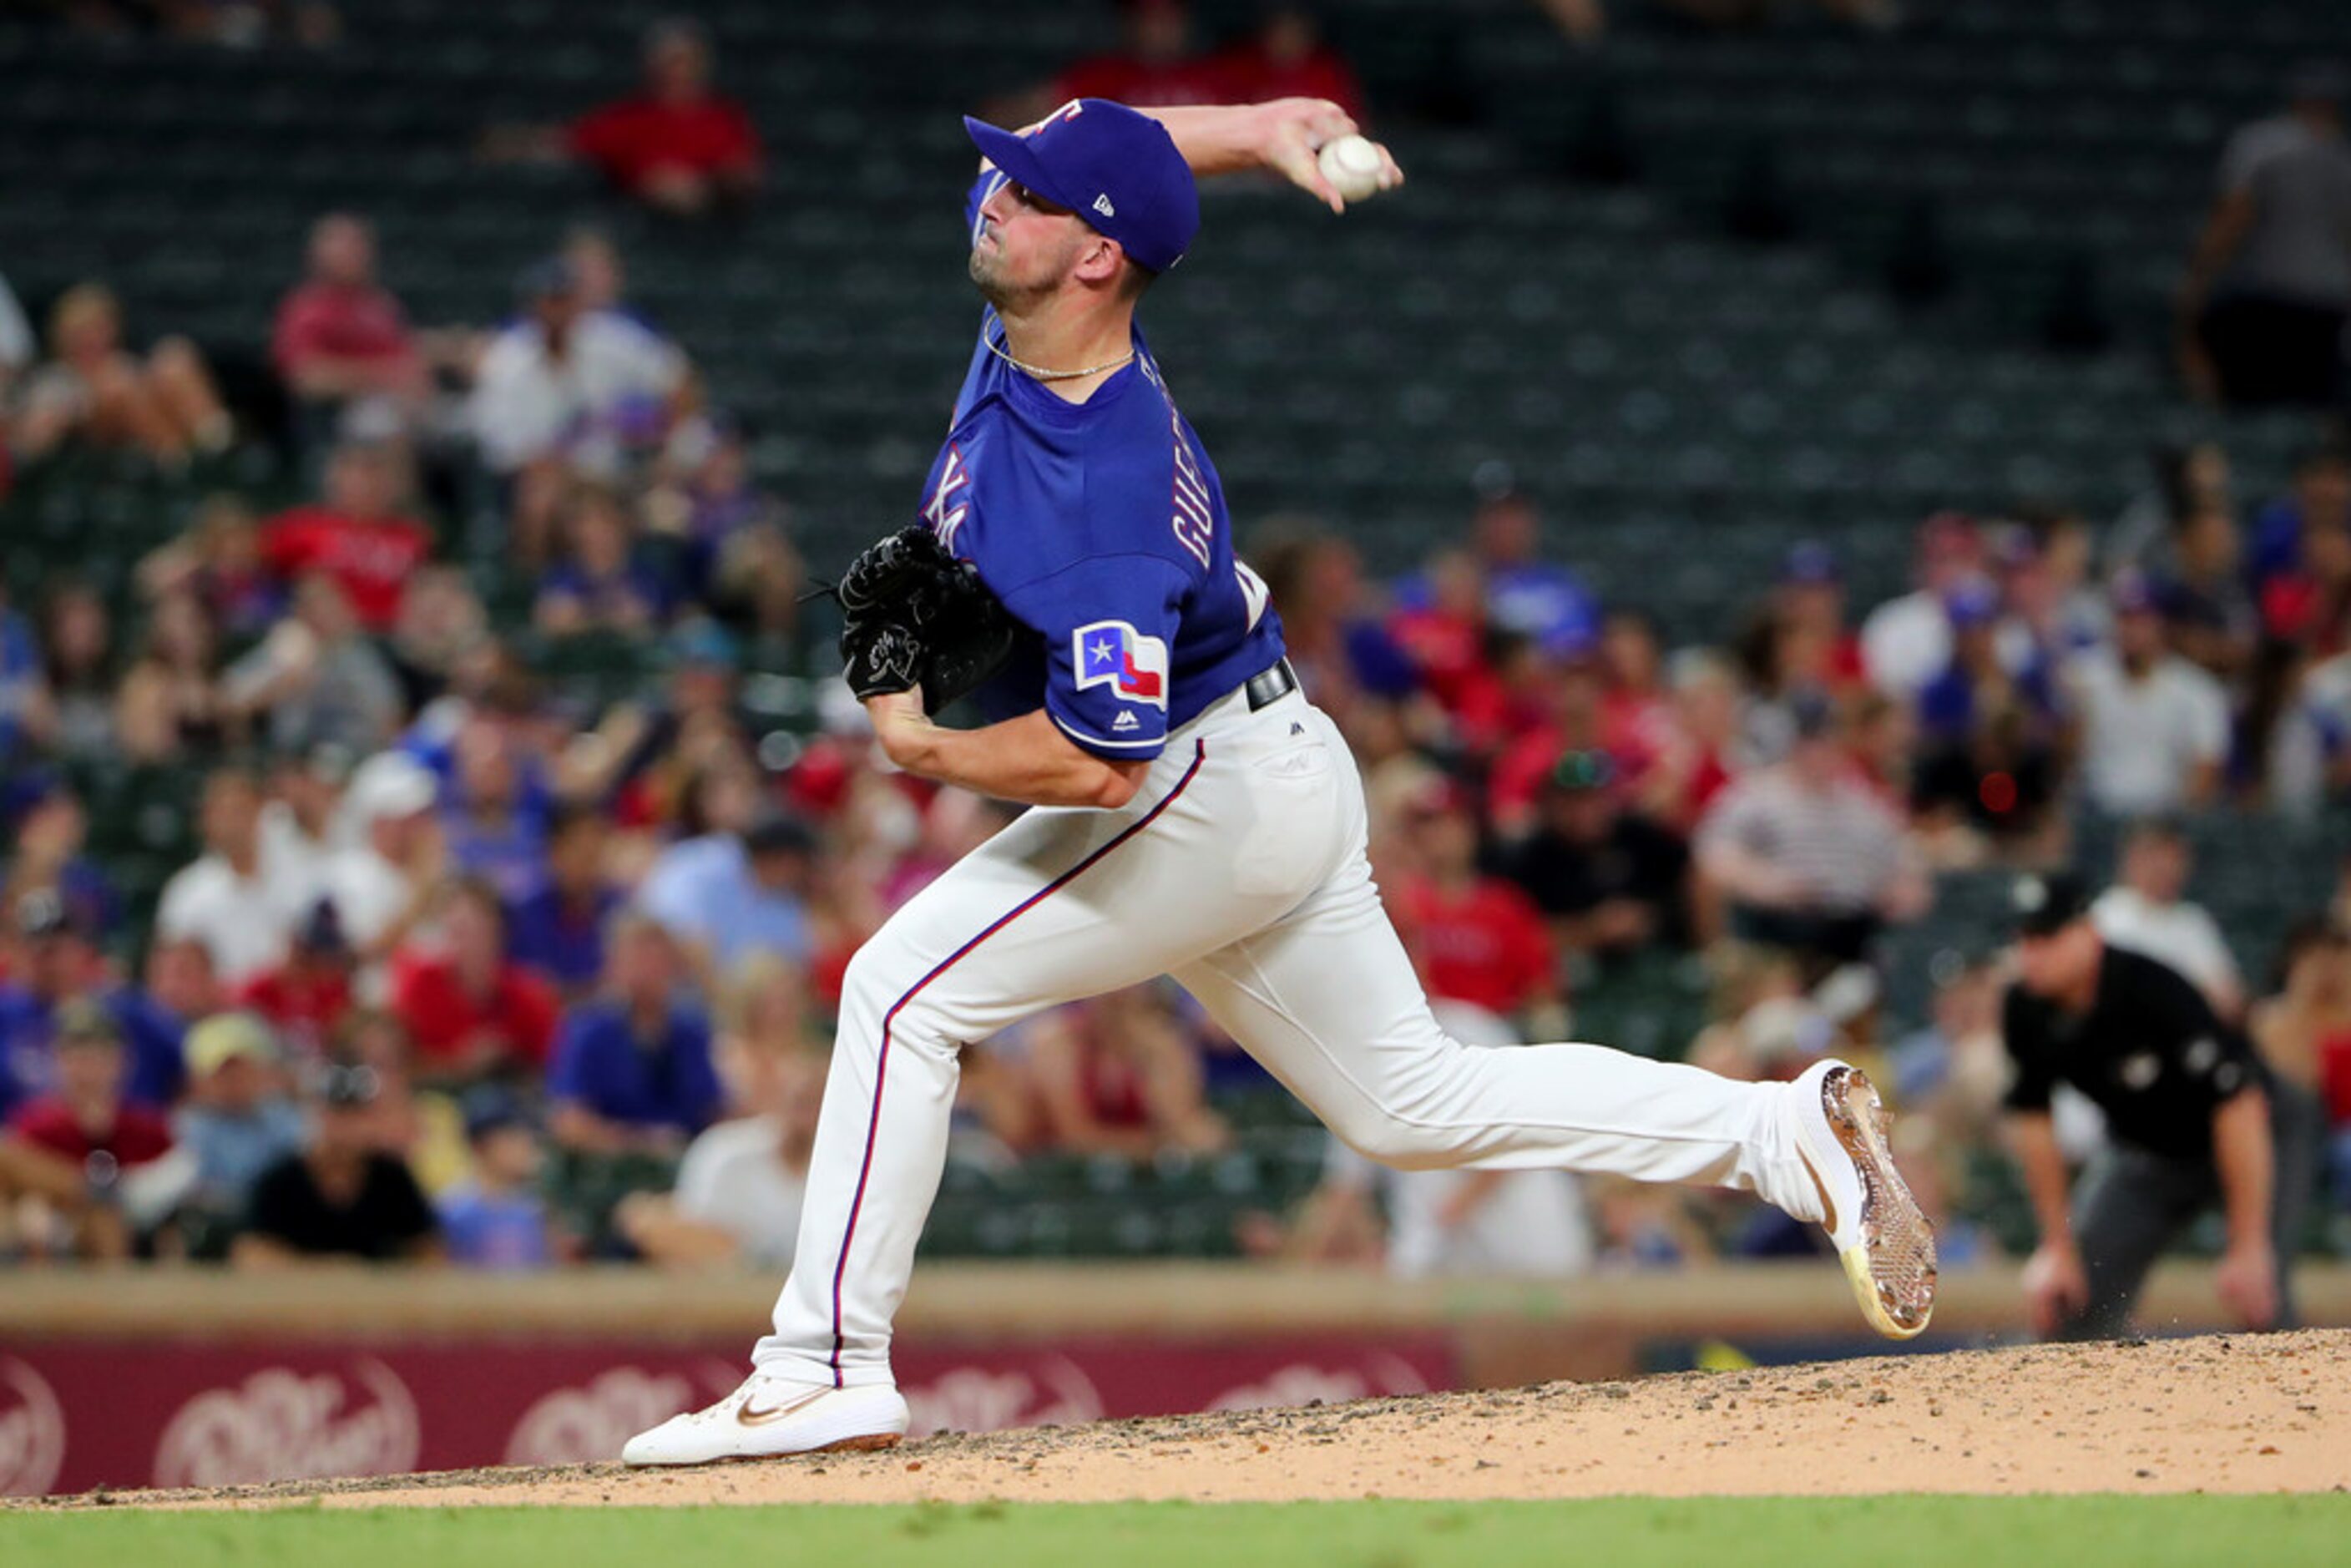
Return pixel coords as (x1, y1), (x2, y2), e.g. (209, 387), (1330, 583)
(8, 421), (2351, 1277)
(2, 4), (2350, 1286)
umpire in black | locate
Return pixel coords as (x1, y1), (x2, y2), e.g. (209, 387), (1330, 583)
(2000, 871), (2287, 1340)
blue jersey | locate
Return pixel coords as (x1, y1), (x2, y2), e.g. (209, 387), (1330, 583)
(912, 172), (1287, 761)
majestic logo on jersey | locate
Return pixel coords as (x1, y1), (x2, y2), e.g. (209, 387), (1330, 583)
(1074, 620), (1168, 709)
(923, 444), (972, 553)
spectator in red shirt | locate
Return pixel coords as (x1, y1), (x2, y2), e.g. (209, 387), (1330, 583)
(236, 900), (357, 1063)
(1048, 0), (1234, 111)
(1770, 542), (1868, 689)
(1393, 781), (1562, 1026)
(1634, 650), (1742, 832)
(270, 214), (430, 430)
(257, 440), (432, 632)
(1214, 6), (1366, 123)
(1598, 609), (1677, 776)
(1388, 551), (1506, 740)
(568, 22), (761, 216)
(1024, 985), (1230, 1160)
(388, 877), (560, 1086)
(2262, 518), (2351, 659)
(1486, 647), (1612, 837)
(3, 999), (172, 1260)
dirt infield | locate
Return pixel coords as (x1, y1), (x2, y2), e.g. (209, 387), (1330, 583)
(20, 1330), (2348, 1509)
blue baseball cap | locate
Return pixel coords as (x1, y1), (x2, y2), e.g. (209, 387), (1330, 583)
(2110, 567), (2163, 616)
(1781, 540), (1840, 585)
(1944, 574), (2001, 629)
(963, 100), (1200, 275)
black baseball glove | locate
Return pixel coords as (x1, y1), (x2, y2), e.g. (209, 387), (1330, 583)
(827, 526), (1019, 716)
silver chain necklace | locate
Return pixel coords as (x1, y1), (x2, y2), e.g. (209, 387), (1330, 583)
(984, 333), (1135, 382)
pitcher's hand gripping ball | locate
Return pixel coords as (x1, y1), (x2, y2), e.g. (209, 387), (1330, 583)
(1317, 134), (1390, 204)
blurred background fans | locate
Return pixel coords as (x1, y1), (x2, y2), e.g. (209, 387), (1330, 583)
(0, 0), (2348, 1290)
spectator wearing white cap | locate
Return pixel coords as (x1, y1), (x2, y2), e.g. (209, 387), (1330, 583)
(321, 751), (449, 985)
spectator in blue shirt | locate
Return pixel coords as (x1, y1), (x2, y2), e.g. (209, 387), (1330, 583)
(0, 568), (44, 758)
(1910, 579), (2063, 848)
(1250, 528), (1418, 716)
(533, 484), (674, 636)
(1388, 486), (1600, 660)
(1915, 577), (2060, 743)
(171, 1012), (306, 1225)
(639, 792), (814, 984)
(544, 914), (720, 1253)
(1470, 486), (1603, 657)
(6, 781), (122, 946)
(437, 1086), (558, 1269)
(506, 802), (624, 999)
(442, 715), (550, 906)
(0, 893), (185, 1119)
(2247, 446), (2351, 595)
(549, 913), (721, 1151)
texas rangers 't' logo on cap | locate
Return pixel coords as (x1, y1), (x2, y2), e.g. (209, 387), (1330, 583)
(1074, 620), (1168, 708)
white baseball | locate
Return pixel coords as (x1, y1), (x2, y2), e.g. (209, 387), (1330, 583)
(1316, 134), (1388, 203)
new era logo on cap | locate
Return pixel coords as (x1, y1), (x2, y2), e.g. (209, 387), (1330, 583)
(1094, 194), (1115, 217)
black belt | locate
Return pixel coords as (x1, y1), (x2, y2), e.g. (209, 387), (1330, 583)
(1243, 658), (1299, 711)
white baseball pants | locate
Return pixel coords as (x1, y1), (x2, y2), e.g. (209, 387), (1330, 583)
(754, 687), (1824, 1387)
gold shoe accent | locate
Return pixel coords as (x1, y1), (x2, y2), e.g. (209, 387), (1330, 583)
(1820, 1065), (1937, 1339)
(736, 1386), (833, 1427)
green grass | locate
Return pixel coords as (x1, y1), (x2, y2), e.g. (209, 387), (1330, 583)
(4, 1496), (2348, 1568)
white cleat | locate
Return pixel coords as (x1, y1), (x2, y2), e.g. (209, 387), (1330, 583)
(621, 1374), (910, 1467)
(1789, 1059), (1938, 1339)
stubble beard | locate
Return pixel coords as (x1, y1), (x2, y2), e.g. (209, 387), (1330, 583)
(969, 230), (1077, 314)
(968, 244), (1012, 309)
(970, 246), (1049, 315)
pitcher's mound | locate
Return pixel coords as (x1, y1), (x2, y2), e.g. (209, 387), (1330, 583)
(32, 1329), (2351, 1509)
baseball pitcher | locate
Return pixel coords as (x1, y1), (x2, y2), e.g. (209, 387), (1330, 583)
(624, 97), (1936, 1466)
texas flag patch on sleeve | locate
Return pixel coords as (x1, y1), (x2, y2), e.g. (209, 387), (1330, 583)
(1074, 620), (1169, 709)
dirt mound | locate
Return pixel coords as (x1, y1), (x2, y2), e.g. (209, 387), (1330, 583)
(20, 1329), (2349, 1509)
